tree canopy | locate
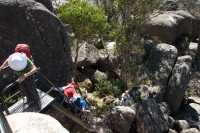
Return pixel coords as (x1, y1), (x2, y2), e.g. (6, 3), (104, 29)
(58, 0), (109, 43)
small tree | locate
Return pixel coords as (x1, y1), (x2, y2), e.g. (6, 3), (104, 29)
(102, 0), (163, 84)
(58, 0), (109, 82)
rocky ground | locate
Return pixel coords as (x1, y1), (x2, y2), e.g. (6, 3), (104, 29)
(186, 70), (200, 97)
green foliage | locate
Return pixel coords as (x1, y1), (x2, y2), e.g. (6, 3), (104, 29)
(3, 91), (23, 107)
(102, 0), (163, 83)
(94, 76), (126, 97)
(86, 96), (110, 117)
(58, 0), (109, 43)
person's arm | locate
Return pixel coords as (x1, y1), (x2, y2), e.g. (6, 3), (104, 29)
(0, 59), (8, 70)
(18, 63), (37, 83)
(81, 102), (86, 112)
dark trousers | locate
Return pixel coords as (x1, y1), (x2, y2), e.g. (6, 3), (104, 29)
(18, 76), (39, 103)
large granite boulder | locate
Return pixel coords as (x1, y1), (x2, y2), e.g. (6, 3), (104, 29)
(145, 43), (178, 86)
(144, 10), (199, 45)
(35, 0), (53, 12)
(72, 43), (100, 67)
(164, 55), (192, 114)
(104, 106), (135, 133)
(96, 49), (118, 72)
(6, 112), (70, 133)
(135, 99), (170, 133)
(0, 0), (73, 89)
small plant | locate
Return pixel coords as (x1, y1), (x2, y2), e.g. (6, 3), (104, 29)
(94, 76), (126, 97)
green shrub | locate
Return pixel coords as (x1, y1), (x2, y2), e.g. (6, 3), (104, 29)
(94, 76), (126, 97)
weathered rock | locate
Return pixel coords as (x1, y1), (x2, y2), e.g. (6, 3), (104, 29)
(72, 43), (100, 67)
(145, 43), (178, 85)
(173, 120), (190, 132)
(169, 129), (178, 133)
(144, 10), (199, 45)
(102, 95), (115, 105)
(142, 38), (156, 61)
(105, 41), (115, 54)
(131, 85), (166, 103)
(187, 72), (200, 97)
(169, 116), (175, 129)
(105, 106), (135, 133)
(188, 42), (198, 67)
(164, 55), (192, 114)
(96, 49), (118, 72)
(77, 71), (93, 91)
(135, 99), (169, 133)
(180, 128), (200, 133)
(35, 0), (53, 12)
(188, 42), (198, 60)
(159, 102), (171, 121)
(82, 67), (107, 83)
(131, 85), (150, 101)
(0, 0), (73, 88)
(112, 98), (121, 106)
(188, 97), (200, 104)
(163, 0), (179, 11)
(91, 117), (112, 133)
(185, 103), (200, 116)
(6, 112), (70, 133)
(149, 85), (166, 103)
(173, 102), (200, 129)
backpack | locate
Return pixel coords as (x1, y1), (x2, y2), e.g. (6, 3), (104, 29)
(15, 44), (32, 60)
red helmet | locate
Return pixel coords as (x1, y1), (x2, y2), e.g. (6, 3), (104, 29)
(67, 82), (78, 90)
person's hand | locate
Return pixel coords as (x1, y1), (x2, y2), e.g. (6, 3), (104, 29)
(17, 74), (27, 83)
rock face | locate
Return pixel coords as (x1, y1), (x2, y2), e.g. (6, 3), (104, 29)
(35, 0), (53, 12)
(144, 10), (199, 45)
(135, 99), (170, 133)
(0, 0), (73, 88)
(104, 106), (135, 133)
(72, 43), (100, 67)
(164, 55), (192, 114)
(145, 43), (178, 85)
(6, 112), (70, 133)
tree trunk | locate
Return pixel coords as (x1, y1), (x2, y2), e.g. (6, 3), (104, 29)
(197, 35), (200, 71)
(73, 41), (83, 95)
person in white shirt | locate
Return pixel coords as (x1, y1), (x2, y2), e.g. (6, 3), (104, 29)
(120, 90), (130, 106)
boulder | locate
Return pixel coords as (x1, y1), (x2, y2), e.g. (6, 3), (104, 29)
(35, 0), (53, 12)
(173, 102), (200, 129)
(6, 112), (70, 133)
(145, 43), (178, 85)
(72, 43), (100, 67)
(0, 0), (73, 88)
(96, 49), (118, 72)
(135, 99), (169, 133)
(141, 38), (156, 61)
(131, 85), (166, 103)
(188, 42), (198, 66)
(180, 128), (200, 133)
(173, 120), (190, 132)
(150, 85), (166, 103)
(77, 71), (93, 92)
(105, 106), (135, 133)
(91, 117), (112, 133)
(144, 10), (199, 45)
(82, 67), (107, 83)
(169, 129), (178, 133)
(164, 55), (192, 114)
(187, 97), (200, 105)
